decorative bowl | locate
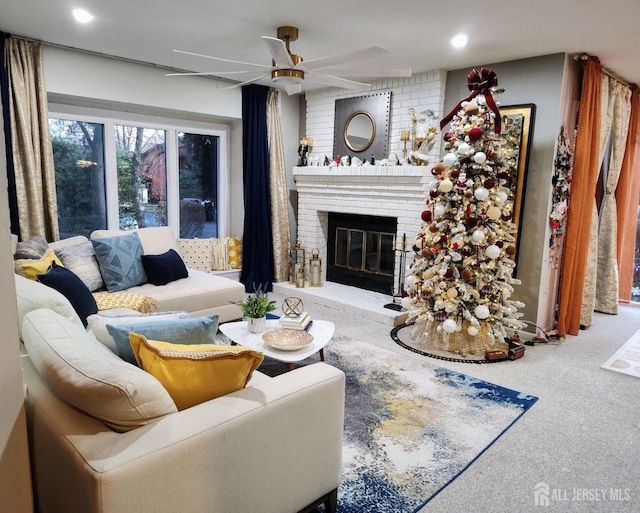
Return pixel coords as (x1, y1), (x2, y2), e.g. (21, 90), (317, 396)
(262, 329), (313, 351)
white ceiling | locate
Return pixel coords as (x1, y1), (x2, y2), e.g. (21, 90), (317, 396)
(2, 0), (639, 93)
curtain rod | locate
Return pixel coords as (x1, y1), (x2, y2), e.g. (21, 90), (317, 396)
(574, 53), (632, 88)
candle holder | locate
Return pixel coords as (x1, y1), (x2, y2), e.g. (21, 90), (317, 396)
(309, 248), (322, 287)
(289, 242), (306, 284)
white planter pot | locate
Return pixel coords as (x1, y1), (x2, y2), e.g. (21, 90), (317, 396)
(247, 316), (267, 333)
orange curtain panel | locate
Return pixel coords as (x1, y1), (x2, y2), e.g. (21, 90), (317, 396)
(616, 86), (640, 302)
(557, 57), (602, 336)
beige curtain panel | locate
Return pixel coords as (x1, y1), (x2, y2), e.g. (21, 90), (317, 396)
(267, 89), (291, 282)
(594, 80), (632, 313)
(6, 37), (59, 241)
(580, 75), (631, 325)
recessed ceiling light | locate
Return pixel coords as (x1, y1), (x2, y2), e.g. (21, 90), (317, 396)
(72, 9), (94, 24)
(451, 34), (468, 49)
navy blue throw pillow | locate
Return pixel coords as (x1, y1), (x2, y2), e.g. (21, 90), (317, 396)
(141, 249), (189, 286)
(37, 263), (98, 327)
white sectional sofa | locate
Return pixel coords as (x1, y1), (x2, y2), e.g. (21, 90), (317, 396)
(46, 226), (246, 323)
(14, 238), (346, 513)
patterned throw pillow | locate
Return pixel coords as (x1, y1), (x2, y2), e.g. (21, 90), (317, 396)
(14, 250), (63, 280)
(54, 241), (105, 292)
(91, 232), (147, 292)
(228, 237), (243, 269)
(177, 238), (213, 272)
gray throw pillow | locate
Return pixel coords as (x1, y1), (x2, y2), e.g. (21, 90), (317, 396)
(91, 232), (147, 292)
(14, 235), (49, 260)
(55, 241), (105, 292)
(105, 315), (220, 366)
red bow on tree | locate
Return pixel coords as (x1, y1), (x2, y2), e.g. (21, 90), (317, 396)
(440, 67), (502, 134)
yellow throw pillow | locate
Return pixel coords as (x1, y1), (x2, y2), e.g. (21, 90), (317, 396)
(14, 250), (63, 280)
(129, 333), (263, 410)
(227, 236), (243, 269)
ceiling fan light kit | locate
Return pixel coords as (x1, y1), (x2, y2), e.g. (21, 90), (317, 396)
(171, 25), (411, 95)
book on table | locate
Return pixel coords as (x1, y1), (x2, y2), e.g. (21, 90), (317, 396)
(279, 312), (311, 330)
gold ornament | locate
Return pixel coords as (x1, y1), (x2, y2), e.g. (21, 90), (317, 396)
(282, 297), (304, 317)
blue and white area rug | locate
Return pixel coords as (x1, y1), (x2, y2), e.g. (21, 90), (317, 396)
(220, 332), (538, 513)
(323, 337), (537, 513)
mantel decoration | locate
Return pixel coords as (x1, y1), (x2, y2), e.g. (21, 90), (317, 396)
(235, 289), (277, 333)
(403, 67), (525, 357)
(406, 108), (438, 165)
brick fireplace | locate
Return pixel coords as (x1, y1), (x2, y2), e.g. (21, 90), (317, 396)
(292, 165), (427, 294)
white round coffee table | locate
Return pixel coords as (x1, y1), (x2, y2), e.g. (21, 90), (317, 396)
(219, 319), (334, 371)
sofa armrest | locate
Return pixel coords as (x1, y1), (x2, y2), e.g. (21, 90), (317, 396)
(24, 358), (345, 513)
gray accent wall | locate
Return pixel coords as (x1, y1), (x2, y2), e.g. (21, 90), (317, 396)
(443, 53), (566, 329)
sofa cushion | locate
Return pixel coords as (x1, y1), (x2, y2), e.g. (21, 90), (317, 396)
(91, 226), (180, 256)
(14, 250), (63, 280)
(15, 274), (83, 336)
(91, 231), (147, 292)
(129, 333), (263, 410)
(14, 235), (49, 260)
(86, 311), (190, 353)
(37, 264), (98, 327)
(54, 240), (105, 292)
(124, 268), (245, 315)
(106, 315), (219, 365)
(141, 249), (189, 286)
(177, 238), (214, 271)
(22, 309), (178, 432)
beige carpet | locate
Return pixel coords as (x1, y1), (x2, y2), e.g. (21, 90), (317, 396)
(602, 327), (640, 378)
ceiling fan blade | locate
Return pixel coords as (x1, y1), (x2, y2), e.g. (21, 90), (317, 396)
(285, 83), (303, 96)
(319, 67), (412, 78)
(300, 46), (390, 72)
(261, 36), (295, 68)
(173, 49), (273, 70)
(165, 70), (263, 77)
(217, 74), (267, 90)
(309, 74), (372, 91)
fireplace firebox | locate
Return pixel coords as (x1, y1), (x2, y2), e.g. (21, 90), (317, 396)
(327, 213), (396, 294)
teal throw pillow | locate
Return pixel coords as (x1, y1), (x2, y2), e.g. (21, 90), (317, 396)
(105, 315), (220, 365)
(91, 232), (147, 292)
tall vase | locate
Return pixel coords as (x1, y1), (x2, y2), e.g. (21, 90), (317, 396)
(247, 316), (266, 333)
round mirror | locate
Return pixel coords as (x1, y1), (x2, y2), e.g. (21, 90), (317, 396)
(344, 110), (376, 152)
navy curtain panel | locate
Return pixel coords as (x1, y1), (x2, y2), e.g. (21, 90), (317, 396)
(0, 33), (20, 237)
(240, 84), (274, 292)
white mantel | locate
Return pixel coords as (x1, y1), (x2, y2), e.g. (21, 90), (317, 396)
(293, 165), (429, 286)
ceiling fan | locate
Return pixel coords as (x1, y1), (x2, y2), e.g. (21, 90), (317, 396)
(167, 26), (412, 95)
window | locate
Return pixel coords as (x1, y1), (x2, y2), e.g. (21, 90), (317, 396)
(115, 125), (167, 230)
(178, 132), (218, 238)
(49, 119), (107, 238)
(48, 106), (228, 240)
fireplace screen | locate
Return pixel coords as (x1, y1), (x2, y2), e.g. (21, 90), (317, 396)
(335, 228), (395, 276)
(327, 213), (397, 294)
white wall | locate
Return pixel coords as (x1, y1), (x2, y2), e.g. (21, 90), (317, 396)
(0, 86), (34, 512)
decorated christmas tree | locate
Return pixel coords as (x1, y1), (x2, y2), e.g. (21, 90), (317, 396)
(404, 68), (525, 357)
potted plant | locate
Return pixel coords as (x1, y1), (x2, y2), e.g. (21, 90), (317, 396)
(235, 289), (277, 333)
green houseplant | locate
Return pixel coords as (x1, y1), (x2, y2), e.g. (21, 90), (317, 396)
(235, 289), (277, 333)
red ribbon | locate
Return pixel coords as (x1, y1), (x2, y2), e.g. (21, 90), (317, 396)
(439, 67), (502, 134)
